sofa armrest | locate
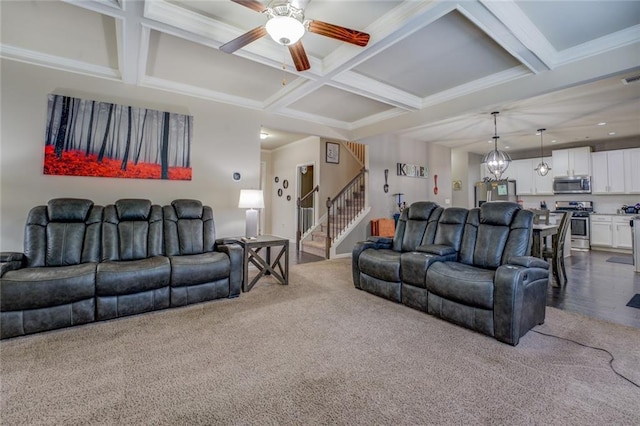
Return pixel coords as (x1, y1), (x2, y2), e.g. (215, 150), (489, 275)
(415, 244), (456, 256)
(352, 240), (377, 289)
(366, 236), (393, 249)
(216, 242), (243, 298)
(0, 252), (24, 263)
(0, 252), (25, 277)
(508, 255), (548, 269)
(493, 263), (549, 346)
(1, 260), (23, 276)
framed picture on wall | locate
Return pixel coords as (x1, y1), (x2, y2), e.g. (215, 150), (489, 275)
(326, 142), (340, 164)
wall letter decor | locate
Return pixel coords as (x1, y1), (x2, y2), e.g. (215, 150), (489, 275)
(397, 163), (427, 178)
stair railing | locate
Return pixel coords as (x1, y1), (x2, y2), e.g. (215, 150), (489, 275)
(325, 168), (367, 258)
(296, 185), (319, 252)
(345, 141), (366, 166)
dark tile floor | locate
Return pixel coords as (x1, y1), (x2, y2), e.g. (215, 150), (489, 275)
(294, 247), (640, 329)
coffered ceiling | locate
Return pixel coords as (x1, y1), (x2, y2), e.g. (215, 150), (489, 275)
(1, 0), (639, 153)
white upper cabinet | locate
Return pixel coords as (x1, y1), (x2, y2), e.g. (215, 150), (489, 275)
(592, 148), (640, 194)
(552, 147), (592, 177)
(626, 148), (640, 194)
(534, 157), (554, 195)
(513, 158), (553, 195)
(592, 150), (625, 194)
(513, 159), (534, 195)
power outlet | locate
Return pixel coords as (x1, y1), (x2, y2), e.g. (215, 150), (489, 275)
(445, 198), (451, 205)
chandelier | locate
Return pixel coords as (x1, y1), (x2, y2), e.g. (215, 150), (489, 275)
(482, 111), (511, 179)
(534, 128), (551, 176)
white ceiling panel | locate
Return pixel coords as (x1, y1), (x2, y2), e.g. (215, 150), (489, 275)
(0, 0), (118, 69)
(289, 84), (395, 122)
(517, 0), (640, 51)
(146, 30), (300, 101)
(353, 10), (521, 97)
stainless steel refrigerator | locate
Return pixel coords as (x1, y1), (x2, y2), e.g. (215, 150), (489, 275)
(474, 180), (517, 207)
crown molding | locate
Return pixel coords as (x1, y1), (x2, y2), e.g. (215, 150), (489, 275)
(0, 45), (120, 81)
(556, 25), (640, 67)
(140, 75), (264, 111)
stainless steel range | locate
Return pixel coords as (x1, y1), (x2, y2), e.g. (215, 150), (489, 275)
(554, 201), (594, 251)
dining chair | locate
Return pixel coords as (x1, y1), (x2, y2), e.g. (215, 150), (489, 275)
(531, 209), (550, 225)
(543, 212), (570, 286)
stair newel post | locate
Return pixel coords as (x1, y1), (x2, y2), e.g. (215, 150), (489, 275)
(326, 196), (332, 259)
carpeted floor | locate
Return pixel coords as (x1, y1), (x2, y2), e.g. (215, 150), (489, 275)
(1, 258), (639, 425)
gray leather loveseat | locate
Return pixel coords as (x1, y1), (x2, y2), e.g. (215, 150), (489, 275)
(353, 201), (549, 345)
(0, 198), (242, 339)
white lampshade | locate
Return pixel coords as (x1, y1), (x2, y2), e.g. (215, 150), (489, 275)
(238, 189), (264, 209)
(265, 16), (305, 45)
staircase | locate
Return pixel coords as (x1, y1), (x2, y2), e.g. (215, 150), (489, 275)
(300, 169), (366, 259)
(345, 141), (365, 166)
(302, 198), (364, 258)
(297, 141), (367, 259)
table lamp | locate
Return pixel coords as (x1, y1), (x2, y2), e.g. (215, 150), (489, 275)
(238, 189), (264, 239)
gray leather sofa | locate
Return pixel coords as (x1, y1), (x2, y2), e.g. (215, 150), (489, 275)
(353, 201), (549, 345)
(163, 199), (242, 306)
(0, 198), (242, 339)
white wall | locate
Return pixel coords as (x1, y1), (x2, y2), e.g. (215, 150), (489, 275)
(451, 149), (483, 209)
(335, 135), (453, 255)
(265, 136), (320, 240)
(318, 139), (362, 208)
(1, 59), (326, 251)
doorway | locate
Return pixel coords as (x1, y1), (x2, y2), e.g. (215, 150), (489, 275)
(297, 163), (315, 236)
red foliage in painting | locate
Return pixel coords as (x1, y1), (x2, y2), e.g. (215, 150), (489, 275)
(43, 146), (192, 180)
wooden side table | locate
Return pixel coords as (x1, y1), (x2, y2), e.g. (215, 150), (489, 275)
(235, 235), (289, 292)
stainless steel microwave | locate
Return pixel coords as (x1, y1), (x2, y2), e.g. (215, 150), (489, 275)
(552, 176), (591, 194)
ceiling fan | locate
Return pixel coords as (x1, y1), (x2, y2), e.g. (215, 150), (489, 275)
(220, 0), (370, 72)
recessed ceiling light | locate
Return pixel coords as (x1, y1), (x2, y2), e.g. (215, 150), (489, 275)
(488, 140), (493, 143)
(260, 132), (269, 140)
(551, 139), (557, 143)
(504, 146), (510, 149)
(609, 132), (616, 136)
(597, 122), (606, 126)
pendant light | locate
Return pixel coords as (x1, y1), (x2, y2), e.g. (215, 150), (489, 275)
(534, 128), (551, 176)
(482, 111), (511, 179)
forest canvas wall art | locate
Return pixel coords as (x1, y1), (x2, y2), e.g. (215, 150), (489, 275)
(43, 94), (192, 180)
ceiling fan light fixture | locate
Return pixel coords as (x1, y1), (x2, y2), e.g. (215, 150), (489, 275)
(266, 15), (305, 45)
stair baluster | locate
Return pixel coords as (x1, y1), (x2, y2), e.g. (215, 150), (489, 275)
(325, 168), (367, 259)
(296, 185), (319, 253)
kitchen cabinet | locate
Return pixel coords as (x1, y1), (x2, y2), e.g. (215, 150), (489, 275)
(590, 214), (633, 250)
(592, 150), (626, 194)
(627, 148), (640, 193)
(590, 215), (612, 247)
(513, 158), (553, 195)
(613, 217), (633, 249)
(552, 147), (591, 177)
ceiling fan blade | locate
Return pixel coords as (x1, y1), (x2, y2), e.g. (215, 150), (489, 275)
(231, 0), (267, 13)
(307, 20), (370, 47)
(289, 41), (310, 71)
(220, 26), (267, 54)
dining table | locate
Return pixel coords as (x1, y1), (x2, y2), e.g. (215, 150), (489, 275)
(531, 223), (559, 259)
